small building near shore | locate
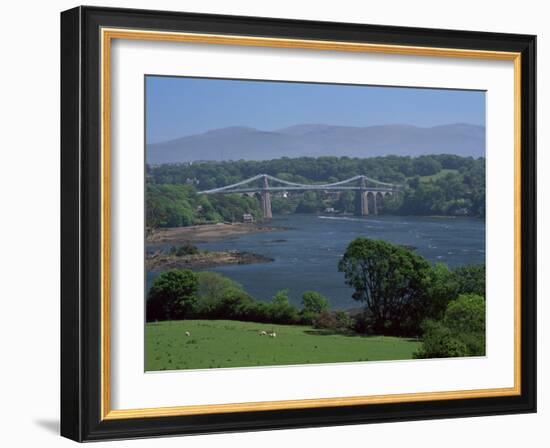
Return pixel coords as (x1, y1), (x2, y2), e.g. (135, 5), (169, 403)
(242, 213), (255, 223)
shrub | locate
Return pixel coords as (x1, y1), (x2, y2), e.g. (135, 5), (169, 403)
(452, 264), (486, 297)
(244, 301), (273, 323)
(196, 272), (243, 301)
(192, 281), (301, 325)
(443, 293), (485, 355)
(414, 320), (468, 359)
(299, 310), (319, 325)
(301, 291), (330, 314)
(444, 293), (485, 334)
(192, 272), (249, 318)
(425, 263), (459, 320)
(313, 310), (352, 332)
(170, 243), (199, 256)
(415, 294), (485, 359)
(146, 269), (198, 321)
(334, 310), (353, 330)
(216, 290), (256, 320)
(194, 290), (254, 320)
(269, 290), (300, 324)
(313, 310), (339, 330)
(299, 291), (330, 324)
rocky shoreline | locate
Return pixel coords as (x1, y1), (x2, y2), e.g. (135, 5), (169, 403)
(146, 249), (274, 271)
(147, 222), (283, 245)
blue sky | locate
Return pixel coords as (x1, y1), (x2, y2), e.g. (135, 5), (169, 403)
(146, 76), (485, 144)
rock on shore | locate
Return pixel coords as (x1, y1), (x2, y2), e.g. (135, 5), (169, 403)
(146, 250), (274, 271)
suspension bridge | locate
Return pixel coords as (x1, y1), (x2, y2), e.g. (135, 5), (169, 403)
(198, 174), (401, 219)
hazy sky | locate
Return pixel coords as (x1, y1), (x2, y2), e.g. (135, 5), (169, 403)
(146, 76), (486, 144)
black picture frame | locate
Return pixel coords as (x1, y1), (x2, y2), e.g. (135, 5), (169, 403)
(61, 5), (536, 442)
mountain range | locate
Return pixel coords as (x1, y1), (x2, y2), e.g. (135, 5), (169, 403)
(146, 123), (485, 164)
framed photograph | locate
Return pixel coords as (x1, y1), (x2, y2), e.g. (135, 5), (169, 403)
(61, 6), (536, 441)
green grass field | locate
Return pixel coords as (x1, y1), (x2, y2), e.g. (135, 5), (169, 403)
(145, 320), (421, 371)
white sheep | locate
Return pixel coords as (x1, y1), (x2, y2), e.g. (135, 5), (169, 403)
(184, 331), (191, 337)
(259, 330), (267, 336)
(269, 332), (277, 338)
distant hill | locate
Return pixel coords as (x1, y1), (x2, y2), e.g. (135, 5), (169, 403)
(146, 123), (485, 164)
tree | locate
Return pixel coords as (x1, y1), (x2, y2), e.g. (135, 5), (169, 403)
(210, 290), (255, 320)
(413, 320), (469, 358)
(453, 264), (486, 297)
(301, 291), (329, 314)
(338, 238), (432, 335)
(270, 289), (300, 324)
(412, 156), (442, 176)
(146, 269), (198, 321)
(196, 271), (243, 301)
(193, 271), (247, 317)
(425, 263), (459, 320)
(300, 291), (330, 324)
(445, 293), (485, 329)
(415, 293), (485, 359)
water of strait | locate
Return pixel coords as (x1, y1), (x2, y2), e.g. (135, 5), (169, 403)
(186, 214), (486, 309)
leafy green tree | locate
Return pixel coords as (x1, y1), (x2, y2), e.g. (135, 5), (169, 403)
(270, 289), (300, 324)
(196, 271), (243, 302)
(338, 238), (432, 335)
(425, 263), (459, 320)
(413, 320), (469, 358)
(301, 291), (330, 314)
(453, 264), (486, 297)
(412, 156), (442, 176)
(445, 294), (485, 332)
(193, 279), (257, 320)
(146, 269), (198, 321)
(211, 290), (255, 320)
(145, 183), (263, 230)
(415, 293), (485, 359)
(300, 291), (330, 324)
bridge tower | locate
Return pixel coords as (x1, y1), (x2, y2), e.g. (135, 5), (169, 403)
(355, 175), (369, 216)
(260, 175), (272, 219)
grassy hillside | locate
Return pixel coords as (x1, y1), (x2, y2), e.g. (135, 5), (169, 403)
(145, 320), (421, 371)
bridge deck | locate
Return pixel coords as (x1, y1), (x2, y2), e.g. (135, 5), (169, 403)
(201, 186), (398, 194)
(197, 174), (401, 217)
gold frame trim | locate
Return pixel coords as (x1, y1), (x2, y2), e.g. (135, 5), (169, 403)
(100, 28), (522, 420)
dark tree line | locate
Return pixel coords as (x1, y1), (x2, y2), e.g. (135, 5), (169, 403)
(146, 183), (263, 233)
(147, 270), (331, 326)
(148, 154), (482, 189)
